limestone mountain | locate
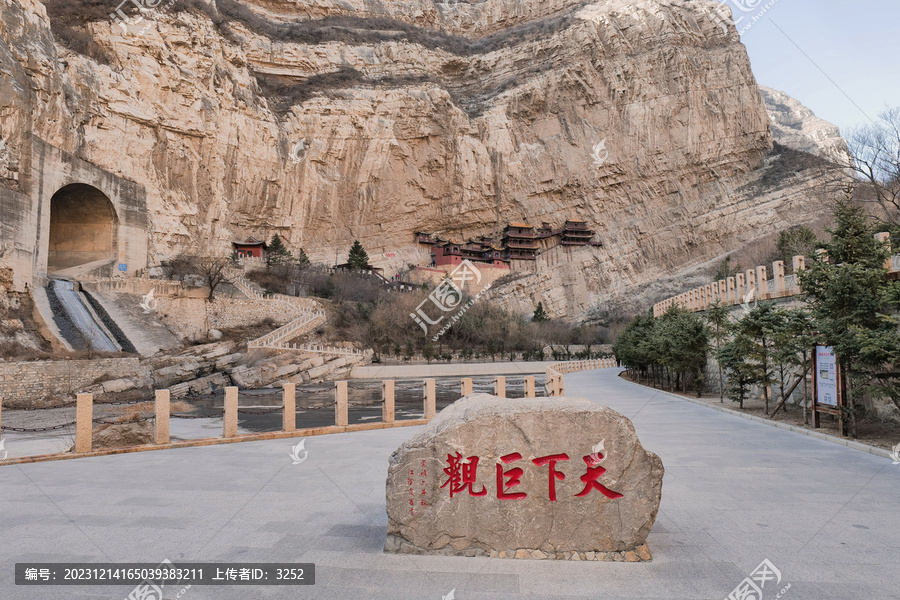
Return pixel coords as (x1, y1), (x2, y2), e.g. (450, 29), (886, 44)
(0, 0), (844, 319)
(760, 85), (852, 165)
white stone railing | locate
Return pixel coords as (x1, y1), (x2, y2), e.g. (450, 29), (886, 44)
(545, 358), (619, 396)
(232, 275), (275, 300)
(247, 311), (327, 349)
(272, 342), (370, 357)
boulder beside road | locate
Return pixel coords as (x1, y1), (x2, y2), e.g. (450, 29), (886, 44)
(385, 394), (664, 561)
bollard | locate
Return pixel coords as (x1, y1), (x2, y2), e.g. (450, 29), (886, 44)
(461, 378), (473, 396)
(382, 380), (395, 424)
(283, 383), (296, 433)
(76, 393), (93, 453)
(224, 387), (238, 438)
(155, 389), (170, 445)
(424, 378), (436, 420)
(524, 376), (535, 398)
(335, 381), (349, 427)
(494, 376), (506, 398)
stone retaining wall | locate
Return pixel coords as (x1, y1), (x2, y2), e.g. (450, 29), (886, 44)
(156, 296), (321, 340)
(0, 358), (144, 405)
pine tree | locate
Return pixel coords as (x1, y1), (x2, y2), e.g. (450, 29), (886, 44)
(800, 196), (900, 436)
(347, 240), (370, 270)
(705, 302), (731, 402)
(296, 247), (310, 268)
(532, 302), (550, 323)
(718, 331), (762, 409)
(736, 302), (783, 414)
(266, 234), (292, 268)
(653, 307), (709, 393)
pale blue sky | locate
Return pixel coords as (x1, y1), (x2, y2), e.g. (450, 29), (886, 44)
(736, 0), (899, 133)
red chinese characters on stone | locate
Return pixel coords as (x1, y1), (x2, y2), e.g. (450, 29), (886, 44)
(496, 453), (527, 500)
(441, 452), (487, 498)
(408, 468), (416, 516)
(574, 454), (623, 500)
(532, 454), (569, 502)
(419, 459), (428, 508)
(440, 450), (622, 501)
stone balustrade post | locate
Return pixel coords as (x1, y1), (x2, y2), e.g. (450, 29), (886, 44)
(726, 277), (736, 304)
(461, 378), (473, 396)
(735, 273), (745, 305)
(224, 386), (238, 438)
(424, 379), (436, 420)
(382, 380), (395, 424)
(718, 280), (727, 302)
(523, 376), (535, 398)
(155, 389), (170, 445)
(494, 376), (506, 397)
(282, 383), (296, 433)
(875, 232), (893, 269)
(772, 261), (786, 294)
(755, 266), (768, 298)
(792, 255), (806, 273)
(76, 393), (93, 453)
(335, 381), (349, 427)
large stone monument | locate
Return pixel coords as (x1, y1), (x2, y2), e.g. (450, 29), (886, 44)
(385, 394), (664, 561)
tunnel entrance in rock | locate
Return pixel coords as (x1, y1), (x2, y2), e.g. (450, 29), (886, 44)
(47, 184), (118, 273)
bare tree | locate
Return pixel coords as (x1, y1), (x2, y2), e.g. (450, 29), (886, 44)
(845, 106), (900, 226)
(196, 255), (233, 301)
(159, 255), (196, 281)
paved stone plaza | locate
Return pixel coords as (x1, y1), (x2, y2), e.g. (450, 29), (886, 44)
(2, 369), (898, 599)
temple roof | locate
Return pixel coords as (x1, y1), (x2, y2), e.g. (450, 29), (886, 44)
(232, 236), (267, 247)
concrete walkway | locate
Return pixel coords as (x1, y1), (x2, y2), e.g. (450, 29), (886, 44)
(1, 369), (898, 599)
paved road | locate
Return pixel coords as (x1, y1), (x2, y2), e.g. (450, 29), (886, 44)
(1, 369), (897, 599)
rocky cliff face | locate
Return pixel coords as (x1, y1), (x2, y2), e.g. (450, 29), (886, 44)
(0, 0), (842, 319)
(760, 85), (852, 164)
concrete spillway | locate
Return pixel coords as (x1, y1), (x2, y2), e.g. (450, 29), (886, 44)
(48, 279), (121, 352)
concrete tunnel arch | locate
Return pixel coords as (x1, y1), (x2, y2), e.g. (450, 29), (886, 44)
(47, 183), (119, 274)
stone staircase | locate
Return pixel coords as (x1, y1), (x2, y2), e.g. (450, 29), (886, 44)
(235, 271), (366, 357)
(232, 274), (276, 301)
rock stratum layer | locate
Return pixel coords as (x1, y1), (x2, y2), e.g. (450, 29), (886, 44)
(385, 394), (664, 559)
(0, 0), (840, 316)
